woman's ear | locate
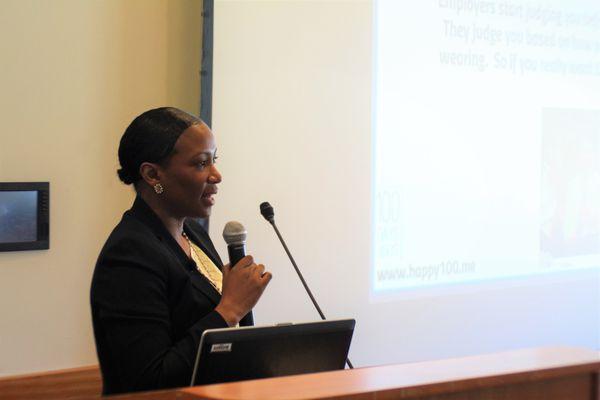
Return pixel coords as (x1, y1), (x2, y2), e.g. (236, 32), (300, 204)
(139, 162), (162, 187)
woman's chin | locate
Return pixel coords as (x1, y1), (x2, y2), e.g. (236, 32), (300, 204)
(195, 204), (212, 219)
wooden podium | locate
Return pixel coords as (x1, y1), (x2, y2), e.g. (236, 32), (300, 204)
(1, 347), (598, 399)
(112, 347), (600, 400)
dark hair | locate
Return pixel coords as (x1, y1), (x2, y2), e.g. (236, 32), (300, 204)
(117, 107), (202, 185)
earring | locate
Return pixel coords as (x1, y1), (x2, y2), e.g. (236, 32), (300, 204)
(153, 183), (164, 194)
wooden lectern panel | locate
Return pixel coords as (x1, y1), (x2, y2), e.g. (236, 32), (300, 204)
(0, 365), (101, 400)
(1, 347), (597, 399)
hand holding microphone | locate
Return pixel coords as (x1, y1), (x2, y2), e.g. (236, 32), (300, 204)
(215, 222), (272, 327)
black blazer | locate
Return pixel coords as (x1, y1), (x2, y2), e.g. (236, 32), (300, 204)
(90, 196), (253, 395)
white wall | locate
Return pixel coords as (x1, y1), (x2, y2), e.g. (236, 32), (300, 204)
(0, 0), (202, 376)
(212, 0), (376, 362)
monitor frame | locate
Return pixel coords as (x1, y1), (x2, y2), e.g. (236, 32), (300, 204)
(0, 182), (49, 252)
(190, 318), (355, 386)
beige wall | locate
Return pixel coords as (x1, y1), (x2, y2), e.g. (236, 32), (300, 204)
(0, 0), (202, 376)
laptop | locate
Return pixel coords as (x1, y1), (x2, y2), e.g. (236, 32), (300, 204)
(190, 319), (355, 386)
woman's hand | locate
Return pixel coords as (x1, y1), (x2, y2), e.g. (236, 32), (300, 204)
(215, 255), (272, 326)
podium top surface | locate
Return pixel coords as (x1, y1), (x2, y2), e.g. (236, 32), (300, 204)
(178, 346), (600, 400)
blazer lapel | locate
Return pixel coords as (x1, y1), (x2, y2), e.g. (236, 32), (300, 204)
(129, 196), (222, 305)
(187, 266), (222, 306)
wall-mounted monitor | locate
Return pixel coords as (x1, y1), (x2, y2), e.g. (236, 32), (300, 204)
(0, 182), (49, 252)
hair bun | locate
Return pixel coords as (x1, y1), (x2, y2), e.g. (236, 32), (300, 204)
(117, 168), (136, 185)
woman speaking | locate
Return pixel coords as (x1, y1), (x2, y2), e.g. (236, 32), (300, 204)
(90, 107), (272, 395)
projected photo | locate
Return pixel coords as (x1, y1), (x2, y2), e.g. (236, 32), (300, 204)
(541, 108), (600, 268)
(0, 191), (38, 243)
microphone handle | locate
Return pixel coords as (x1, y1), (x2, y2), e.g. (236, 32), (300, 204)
(227, 243), (246, 267)
(270, 221), (354, 369)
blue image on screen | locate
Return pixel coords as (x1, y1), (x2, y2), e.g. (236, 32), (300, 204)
(0, 191), (38, 243)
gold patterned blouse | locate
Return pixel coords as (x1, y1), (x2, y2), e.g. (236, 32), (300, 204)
(183, 233), (222, 294)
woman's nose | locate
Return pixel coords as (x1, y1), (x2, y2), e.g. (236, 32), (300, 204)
(209, 164), (222, 183)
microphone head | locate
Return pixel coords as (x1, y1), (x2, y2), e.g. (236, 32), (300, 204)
(223, 221), (247, 245)
(260, 202), (275, 223)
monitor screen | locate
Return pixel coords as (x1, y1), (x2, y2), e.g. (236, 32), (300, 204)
(0, 191), (38, 243)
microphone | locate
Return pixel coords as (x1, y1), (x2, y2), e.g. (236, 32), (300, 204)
(260, 202), (274, 224)
(222, 221), (247, 267)
(259, 201), (354, 369)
